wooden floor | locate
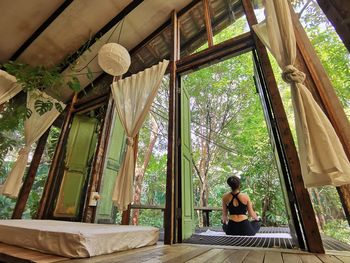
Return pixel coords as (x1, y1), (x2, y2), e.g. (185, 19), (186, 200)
(2, 242), (350, 263)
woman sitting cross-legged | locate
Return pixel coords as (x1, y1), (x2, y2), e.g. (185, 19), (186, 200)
(222, 175), (261, 236)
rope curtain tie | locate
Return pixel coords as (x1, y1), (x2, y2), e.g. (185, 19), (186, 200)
(18, 146), (31, 156)
(126, 137), (134, 147)
(282, 65), (306, 84)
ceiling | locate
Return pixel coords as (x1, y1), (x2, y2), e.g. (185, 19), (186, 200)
(0, 0), (258, 102)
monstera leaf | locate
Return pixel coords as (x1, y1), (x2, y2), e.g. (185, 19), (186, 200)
(34, 100), (53, 115)
(26, 108), (32, 119)
(55, 102), (63, 113)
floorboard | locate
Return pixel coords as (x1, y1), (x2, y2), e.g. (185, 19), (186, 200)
(299, 254), (323, 263)
(317, 254), (344, 263)
(264, 251), (283, 263)
(186, 248), (224, 263)
(223, 250), (250, 263)
(334, 256), (350, 263)
(282, 253), (303, 263)
(205, 249), (238, 263)
(243, 251), (265, 263)
(1, 242), (350, 263)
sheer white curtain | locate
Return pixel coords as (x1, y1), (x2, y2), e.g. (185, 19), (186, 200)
(0, 70), (22, 105)
(253, 0), (350, 187)
(0, 90), (66, 198)
(110, 60), (169, 211)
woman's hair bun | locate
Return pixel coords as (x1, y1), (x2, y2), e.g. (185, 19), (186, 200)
(227, 176), (240, 190)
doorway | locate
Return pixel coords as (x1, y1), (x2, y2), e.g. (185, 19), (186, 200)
(178, 51), (301, 249)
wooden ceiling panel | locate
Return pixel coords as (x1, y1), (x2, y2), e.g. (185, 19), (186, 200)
(0, 0), (65, 63)
(17, 0), (133, 67)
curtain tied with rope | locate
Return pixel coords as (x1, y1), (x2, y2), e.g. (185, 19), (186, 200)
(0, 90), (65, 198)
(253, 0), (350, 187)
(110, 59), (169, 211)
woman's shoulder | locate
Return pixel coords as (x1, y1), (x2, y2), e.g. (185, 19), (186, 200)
(238, 192), (250, 201)
(222, 192), (232, 200)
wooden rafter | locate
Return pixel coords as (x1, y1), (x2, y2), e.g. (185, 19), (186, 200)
(164, 10), (180, 245)
(177, 32), (253, 74)
(203, 0), (214, 47)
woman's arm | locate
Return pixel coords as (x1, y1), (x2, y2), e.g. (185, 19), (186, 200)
(222, 198), (228, 223)
(247, 196), (259, 220)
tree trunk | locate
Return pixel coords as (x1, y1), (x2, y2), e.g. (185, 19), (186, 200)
(132, 115), (158, 225)
(261, 196), (270, 225)
(310, 188), (326, 230)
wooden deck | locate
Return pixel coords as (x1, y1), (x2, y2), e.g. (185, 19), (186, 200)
(1, 243), (350, 263)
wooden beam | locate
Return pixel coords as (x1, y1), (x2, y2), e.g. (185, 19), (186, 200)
(10, 0), (74, 61)
(11, 128), (51, 219)
(203, 0), (214, 47)
(180, 6), (245, 54)
(129, 0), (201, 56)
(36, 94), (78, 219)
(164, 10), (180, 245)
(61, 0), (144, 70)
(121, 205), (131, 225)
(290, 5), (350, 226)
(177, 32), (253, 74)
(315, 0), (350, 53)
(83, 94), (114, 223)
(241, 0), (324, 254)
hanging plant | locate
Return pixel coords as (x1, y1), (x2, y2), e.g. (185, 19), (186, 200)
(3, 62), (65, 92)
(1, 61), (83, 116)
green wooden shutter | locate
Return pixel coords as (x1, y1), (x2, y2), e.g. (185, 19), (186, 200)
(95, 111), (125, 224)
(181, 84), (195, 239)
(53, 115), (98, 218)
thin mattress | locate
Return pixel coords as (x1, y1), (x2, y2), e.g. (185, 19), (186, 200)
(0, 219), (159, 258)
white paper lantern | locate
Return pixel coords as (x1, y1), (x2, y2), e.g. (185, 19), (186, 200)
(98, 43), (131, 76)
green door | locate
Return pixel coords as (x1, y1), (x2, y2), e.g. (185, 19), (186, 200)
(53, 115), (98, 219)
(95, 111), (125, 224)
(181, 83), (194, 239)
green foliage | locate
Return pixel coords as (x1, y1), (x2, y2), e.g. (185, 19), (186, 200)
(322, 220), (350, 245)
(0, 196), (16, 219)
(0, 96), (26, 172)
(3, 62), (63, 92)
(67, 76), (82, 92)
(137, 209), (164, 228)
(34, 99), (53, 115)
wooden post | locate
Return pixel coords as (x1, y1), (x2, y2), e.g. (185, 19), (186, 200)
(164, 10), (180, 245)
(121, 205), (131, 225)
(12, 128), (51, 219)
(290, 6), (350, 226)
(36, 94), (77, 219)
(241, 0), (324, 253)
(83, 94), (114, 223)
(121, 133), (139, 225)
(315, 0), (350, 53)
(203, 0), (214, 47)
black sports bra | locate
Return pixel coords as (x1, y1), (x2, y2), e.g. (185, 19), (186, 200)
(227, 192), (247, 215)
